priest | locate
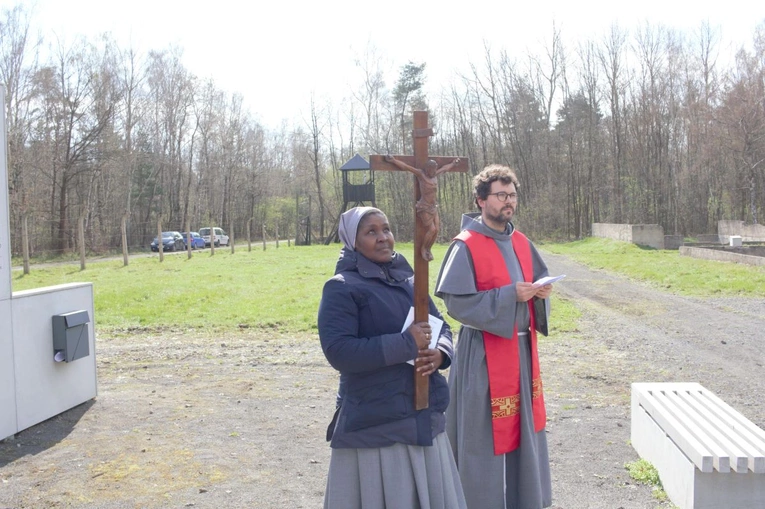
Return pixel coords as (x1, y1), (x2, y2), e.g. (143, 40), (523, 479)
(435, 164), (556, 509)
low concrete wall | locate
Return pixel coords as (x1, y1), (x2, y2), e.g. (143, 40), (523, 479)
(592, 223), (631, 242)
(696, 234), (722, 244)
(718, 220), (765, 243)
(679, 246), (765, 267)
(592, 223), (665, 249)
(1, 283), (97, 441)
(664, 235), (684, 250)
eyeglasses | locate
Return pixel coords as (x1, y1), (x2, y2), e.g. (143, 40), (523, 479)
(486, 192), (517, 202)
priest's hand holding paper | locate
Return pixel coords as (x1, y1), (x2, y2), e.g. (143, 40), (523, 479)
(527, 274), (566, 300)
(516, 282), (540, 302)
(534, 284), (553, 299)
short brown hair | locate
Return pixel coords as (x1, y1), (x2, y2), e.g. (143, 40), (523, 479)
(473, 165), (520, 209)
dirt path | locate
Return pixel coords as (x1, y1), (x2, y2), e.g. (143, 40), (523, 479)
(541, 252), (765, 508)
(1, 252), (763, 508)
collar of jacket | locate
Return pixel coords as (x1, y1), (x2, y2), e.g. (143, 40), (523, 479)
(461, 212), (515, 241)
(334, 247), (413, 283)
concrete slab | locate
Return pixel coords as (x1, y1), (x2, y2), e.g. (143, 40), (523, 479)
(632, 383), (765, 509)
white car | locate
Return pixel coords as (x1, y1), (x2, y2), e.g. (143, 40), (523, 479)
(198, 227), (229, 247)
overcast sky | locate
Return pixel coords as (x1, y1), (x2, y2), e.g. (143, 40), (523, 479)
(8, 0), (765, 129)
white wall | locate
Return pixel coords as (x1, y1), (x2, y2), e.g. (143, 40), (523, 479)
(0, 299), (16, 440)
(0, 85), (11, 300)
(11, 284), (97, 434)
(0, 84), (16, 441)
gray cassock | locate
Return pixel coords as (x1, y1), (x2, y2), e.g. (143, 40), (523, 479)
(435, 213), (552, 509)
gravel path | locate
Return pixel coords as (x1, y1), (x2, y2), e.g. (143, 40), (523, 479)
(542, 252), (765, 509)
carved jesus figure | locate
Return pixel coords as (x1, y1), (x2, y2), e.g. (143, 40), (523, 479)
(384, 155), (461, 261)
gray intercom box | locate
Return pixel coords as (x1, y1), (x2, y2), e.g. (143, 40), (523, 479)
(52, 310), (90, 363)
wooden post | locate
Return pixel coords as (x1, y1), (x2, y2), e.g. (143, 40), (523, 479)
(369, 111), (469, 410)
(276, 223), (279, 248)
(210, 225), (215, 256)
(247, 218), (252, 252)
(295, 193), (299, 246)
(78, 215), (86, 271)
(262, 224), (266, 251)
(157, 219), (164, 262)
(21, 212), (29, 275)
(230, 224), (235, 254)
(186, 215), (192, 259)
(121, 215), (129, 266)
(307, 195), (312, 245)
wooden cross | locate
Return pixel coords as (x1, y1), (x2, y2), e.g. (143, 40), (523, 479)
(370, 110), (469, 410)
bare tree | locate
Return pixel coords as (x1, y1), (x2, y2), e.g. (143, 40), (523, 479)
(33, 36), (117, 251)
(351, 42), (388, 154)
(306, 94), (327, 239)
(719, 31), (765, 224)
(598, 24), (630, 222)
(0, 3), (39, 250)
(683, 21), (724, 233)
(116, 44), (146, 230)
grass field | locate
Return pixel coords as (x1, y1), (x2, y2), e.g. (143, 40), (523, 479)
(11, 238), (763, 335)
(543, 237), (765, 296)
(13, 243), (343, 333)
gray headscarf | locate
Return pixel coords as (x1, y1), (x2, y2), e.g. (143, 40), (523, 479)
(338, 206), (384, 251)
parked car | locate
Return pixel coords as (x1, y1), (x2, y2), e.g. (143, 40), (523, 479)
(180, 231), (205, 249)
(150, 231), (185, 252)
(198, 227), (229, 247)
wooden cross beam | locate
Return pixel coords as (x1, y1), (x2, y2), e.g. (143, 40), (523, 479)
(370, 110), (469, 410)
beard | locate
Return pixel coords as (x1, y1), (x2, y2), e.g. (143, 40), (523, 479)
(485, 206), (514, 228)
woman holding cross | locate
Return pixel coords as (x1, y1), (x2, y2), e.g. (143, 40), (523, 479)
(318, 206), (467, 508)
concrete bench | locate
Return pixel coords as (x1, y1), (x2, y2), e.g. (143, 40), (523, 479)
(631, 382), (765, 509)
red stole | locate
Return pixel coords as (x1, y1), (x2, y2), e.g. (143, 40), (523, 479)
(456, 229), (546, 454)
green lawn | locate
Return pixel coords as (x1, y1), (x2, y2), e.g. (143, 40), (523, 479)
(12, 243), (450, 334)
(542, 237), (765, 297)
(13, 238), (760, 335)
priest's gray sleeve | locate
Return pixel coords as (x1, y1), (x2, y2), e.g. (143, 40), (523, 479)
(435, 240), (521, 337)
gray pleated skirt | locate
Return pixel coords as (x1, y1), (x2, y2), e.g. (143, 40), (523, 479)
(323, 432), (467, 509)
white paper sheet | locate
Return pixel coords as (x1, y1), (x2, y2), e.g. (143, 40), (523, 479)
(401, 306), (443, 365)
(533, 274), (566, 286)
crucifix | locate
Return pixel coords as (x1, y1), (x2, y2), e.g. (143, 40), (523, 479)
(370, 110), (469, 410)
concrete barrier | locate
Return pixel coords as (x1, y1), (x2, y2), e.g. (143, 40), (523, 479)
(664, 235), (684, 250)
(695, 234), (722, 244)
(679, 246), (765, 267)
(592, 223), (665, 249)
(718, 220), (765, 243)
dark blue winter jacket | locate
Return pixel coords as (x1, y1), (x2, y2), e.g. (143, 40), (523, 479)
(318, 248), (452, 448)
